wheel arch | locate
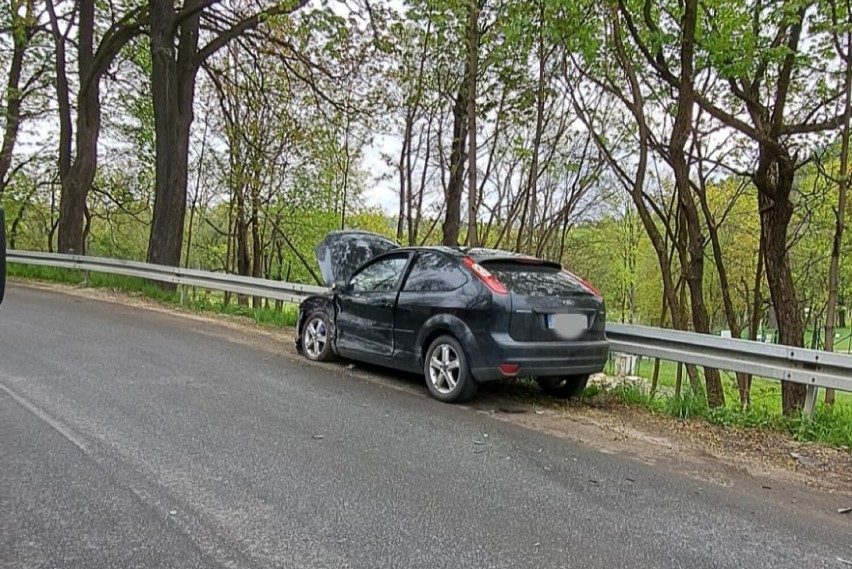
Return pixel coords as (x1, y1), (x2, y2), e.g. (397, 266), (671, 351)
(295, 294), (336, 354)
(417, 314), (477, 367)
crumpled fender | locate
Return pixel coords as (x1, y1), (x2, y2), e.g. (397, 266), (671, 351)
(295, 295), (337, 355)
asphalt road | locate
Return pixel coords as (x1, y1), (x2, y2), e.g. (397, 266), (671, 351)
(1, 284), (850, 569)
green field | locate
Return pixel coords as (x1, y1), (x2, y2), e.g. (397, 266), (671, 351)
(604, 357), (852, 411)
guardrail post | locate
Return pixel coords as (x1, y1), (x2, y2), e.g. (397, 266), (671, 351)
(69, 249), (90, 287)
(803, 385), (818, 421)
(179, 285), (186, 306)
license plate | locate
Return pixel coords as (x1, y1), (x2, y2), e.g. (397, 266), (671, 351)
(546, 313), (588, 337)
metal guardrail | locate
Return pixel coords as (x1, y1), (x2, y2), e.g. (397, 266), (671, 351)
(7, 250), (328, 304)
(607, 323), (852, 417)
(7, 250), (852, 417)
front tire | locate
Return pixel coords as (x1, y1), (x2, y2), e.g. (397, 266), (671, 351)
(536, 375), (589, 399)
(423, 335), (478, 403)
(301, 311), (335, 362)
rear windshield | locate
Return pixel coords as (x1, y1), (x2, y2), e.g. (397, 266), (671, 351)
(481, 262), (590, 296)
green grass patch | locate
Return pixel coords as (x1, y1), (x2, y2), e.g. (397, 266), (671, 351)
(605, 356), (852, 410)
(606, 384), (852, 449)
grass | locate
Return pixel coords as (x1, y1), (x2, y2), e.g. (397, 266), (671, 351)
(10, 262), (852, 450)
(602, 380), (852, 449)
(602, 353), (852, 448)
(605, 356), (852, 411)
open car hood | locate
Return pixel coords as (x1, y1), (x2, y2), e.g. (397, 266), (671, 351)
(315, 230), (399, 286)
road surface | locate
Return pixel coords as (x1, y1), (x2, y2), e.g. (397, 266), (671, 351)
(1, 284), (849, 569)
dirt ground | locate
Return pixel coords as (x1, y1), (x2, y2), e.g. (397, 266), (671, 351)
(13, 280), (852, 515)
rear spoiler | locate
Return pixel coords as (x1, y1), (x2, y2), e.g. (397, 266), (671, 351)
(0, 206), (5, 305)
(476, 255), (562, 270)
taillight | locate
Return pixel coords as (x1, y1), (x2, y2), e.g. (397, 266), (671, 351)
(499, 363), (520, 376)
(563, 270), (602, 299)
(463, 257), (508, 295)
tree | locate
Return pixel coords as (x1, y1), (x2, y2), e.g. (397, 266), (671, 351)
(146, 0), (311, 269)
(466, 0), (480, 246)
(0, 0), (43, 197)
(619, 0), (849, 414)
(47, 0), (146, 254)
(821, 0), (852, 405)
(566, 5), (706, 396)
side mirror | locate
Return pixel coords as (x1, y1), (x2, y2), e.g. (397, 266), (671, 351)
(0, 206), (6, 306)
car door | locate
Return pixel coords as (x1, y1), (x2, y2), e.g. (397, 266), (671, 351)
(335, 252), (411, 362)
(393, 251), (470, 371)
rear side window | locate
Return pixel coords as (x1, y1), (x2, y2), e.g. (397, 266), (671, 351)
(481, 262), (589, 296)
(403, 252), (468, 292)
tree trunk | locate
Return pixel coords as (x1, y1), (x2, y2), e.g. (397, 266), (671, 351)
(667, 0), (723, 406)
(757, 164), (806, 414)
(825, 28), (851, 406)
(697, 179), (749, 407)
(442, 86), (467, 246)
(411, 125), (431, 245)
(147, 0), (199, 270)
(742, 235), (766, 407)
(251, 185), (262, 309)
(397, 112), (412, 242)
(518, 8), (547, 254)
(0, 0), (36, 195)
(184, 111), (209, 269)
(45, 0), (72, 183)
(57, 0), (99, 255)
(466, 0), (479, 247)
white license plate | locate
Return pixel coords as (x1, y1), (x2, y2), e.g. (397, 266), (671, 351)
(546, 313), (588, 337)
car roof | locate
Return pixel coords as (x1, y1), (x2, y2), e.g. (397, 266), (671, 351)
(392, 245), (560, 267)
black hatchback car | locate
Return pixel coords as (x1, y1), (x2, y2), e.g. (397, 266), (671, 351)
(296, 230), (609, 403)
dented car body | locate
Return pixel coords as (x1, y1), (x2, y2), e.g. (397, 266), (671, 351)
(296, 230), (609, 403)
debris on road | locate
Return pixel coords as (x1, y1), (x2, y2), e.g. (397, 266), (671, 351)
(837, 557), (852, 567)
(168, 510), (177, 516)
(838, 507), (851, 514)
(473, 439), (486, 446)
(497, 406), (526, 414)
(790, 452), (824, 467)
(312, 434), (324, 440)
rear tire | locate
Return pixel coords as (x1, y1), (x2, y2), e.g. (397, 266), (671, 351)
(301, 311), (335, 362)
(423, 335), (478, 403)
(536, 375), (589, 399)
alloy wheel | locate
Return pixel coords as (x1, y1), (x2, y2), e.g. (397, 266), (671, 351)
(304, 318), (328, 358)
(428, 344), (461, 394)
